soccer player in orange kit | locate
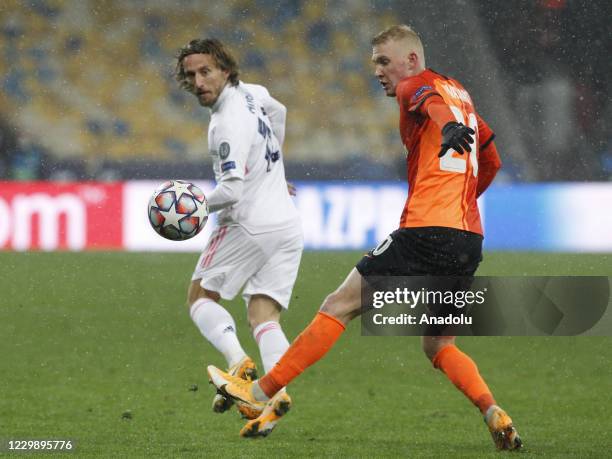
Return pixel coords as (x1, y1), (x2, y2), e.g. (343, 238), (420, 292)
(208, 24), (522, 450)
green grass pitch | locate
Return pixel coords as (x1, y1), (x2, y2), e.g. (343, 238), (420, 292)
(1, 251), (611, 457)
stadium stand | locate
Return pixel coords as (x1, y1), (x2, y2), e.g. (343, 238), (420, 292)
(0, 0), (609, 180)
(0, 0), (401, 168)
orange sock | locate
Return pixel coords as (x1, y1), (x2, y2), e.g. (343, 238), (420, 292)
(258, 311), (345, 398)
(432, 344), (496, 414)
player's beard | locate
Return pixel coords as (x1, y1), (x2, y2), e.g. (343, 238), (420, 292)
(197, 91), (215, 107)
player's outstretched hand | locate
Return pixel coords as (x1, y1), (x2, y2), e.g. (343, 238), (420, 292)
(287, 181), (297, 196)
(438, 122), (475, 157)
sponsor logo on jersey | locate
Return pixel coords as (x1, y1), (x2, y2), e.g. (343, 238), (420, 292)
(219, 141), (231, 159)
(221, 161), (236, 172)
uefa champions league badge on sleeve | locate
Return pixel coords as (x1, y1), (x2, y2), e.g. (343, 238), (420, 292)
(219, 141), (230, 160)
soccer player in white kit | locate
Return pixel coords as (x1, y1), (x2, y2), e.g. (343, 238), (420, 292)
(175, 39), (302, 423)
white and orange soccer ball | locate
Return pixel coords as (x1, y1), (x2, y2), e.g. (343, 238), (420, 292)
(148, 180), (208, 241)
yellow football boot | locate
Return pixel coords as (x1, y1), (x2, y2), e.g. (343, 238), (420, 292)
(485, 405), (522, 450)
(211, 357), (258, 415)
(208, 365), (265, 418)
(239, 391), (292, 438)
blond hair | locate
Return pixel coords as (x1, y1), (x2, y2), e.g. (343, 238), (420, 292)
(371, 24), (425, 62)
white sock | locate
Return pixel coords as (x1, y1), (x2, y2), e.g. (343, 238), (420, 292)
(252, 381), (270, 402)
(253, 321), (290, 373)
(190, 298), (246, 368)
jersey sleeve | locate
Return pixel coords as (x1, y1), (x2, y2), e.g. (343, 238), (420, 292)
(244, 83), (287, 146)
(476, 112), (495, 151)
(260, 96), (286, 146)
(210, 119), (254, 181)
(396, 77), (441, 114)
(242, 83), (270, 100)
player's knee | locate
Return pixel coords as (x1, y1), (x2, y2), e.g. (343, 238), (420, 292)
(247, 295), (281, 330)
(320, 290), (340, 315)
(187, 280), (219, 306)
(422, 338), (440, 361)
(422, 341), (438, 362)
(320, 290), (358, 324)
(421, 336), (455, 362)
(247, 310), (280, 331)
(187, 282), (199, 306)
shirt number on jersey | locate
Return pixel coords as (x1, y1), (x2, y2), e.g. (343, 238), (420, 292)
(258, 118), (280, 172)
(439, 107), (479, 177)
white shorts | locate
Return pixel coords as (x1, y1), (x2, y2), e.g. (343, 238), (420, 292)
(191, 223), (303, 309)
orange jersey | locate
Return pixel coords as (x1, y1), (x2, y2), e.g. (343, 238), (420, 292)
(396, 69), (497, 235)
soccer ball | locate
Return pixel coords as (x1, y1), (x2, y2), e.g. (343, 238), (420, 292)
(148, 180), (209, 241)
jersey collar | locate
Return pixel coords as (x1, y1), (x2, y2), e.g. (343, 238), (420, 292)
(398, 68), (430, 85)
(211, 83), (234, 113)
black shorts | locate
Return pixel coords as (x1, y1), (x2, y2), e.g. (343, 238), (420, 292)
(356, 227), (483, 335)
(356, 226), (483, 277)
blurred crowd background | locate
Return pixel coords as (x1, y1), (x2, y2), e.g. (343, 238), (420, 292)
(0, 0), (609, 182)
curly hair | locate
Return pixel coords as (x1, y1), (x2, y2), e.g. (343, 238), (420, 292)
(175, 38), (239, 91)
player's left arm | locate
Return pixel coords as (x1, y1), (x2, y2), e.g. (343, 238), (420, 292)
(474, 113), (501, 197)
(261, 95), (295, 195)
(246, 83), (287, 146)
(261, 95), (287, 147)
(286, 181), (297, 196)
(256, 88), (296, 196)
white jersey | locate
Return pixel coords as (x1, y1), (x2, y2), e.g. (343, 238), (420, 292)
(207, 82), (299, 234)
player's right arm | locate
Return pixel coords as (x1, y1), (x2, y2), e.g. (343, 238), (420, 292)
(396, 79), (474, 156)
(207, 179), (244, 212)
(419, 90), (500, 195)
(206, 120), (253, 212)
